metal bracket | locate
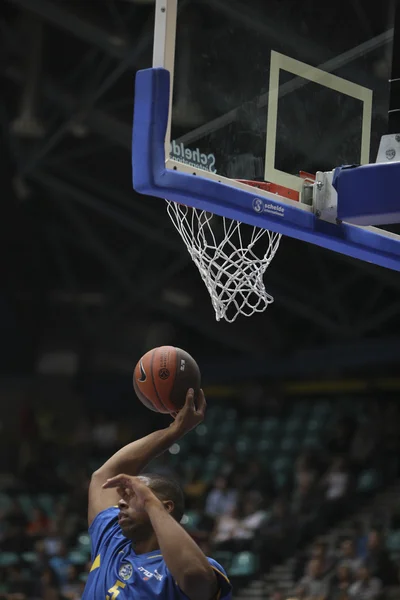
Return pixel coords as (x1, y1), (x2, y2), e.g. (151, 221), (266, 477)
(312, 171), (338, 223)
(376, 133), (400, 163)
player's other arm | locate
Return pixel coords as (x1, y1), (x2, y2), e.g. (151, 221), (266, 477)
(88, 389), (204, 526)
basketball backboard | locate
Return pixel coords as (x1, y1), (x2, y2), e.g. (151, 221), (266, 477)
(168, 0), (392, 192)
(132, 0), (400, 320)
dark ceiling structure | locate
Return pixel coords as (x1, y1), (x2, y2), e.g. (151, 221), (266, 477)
(1, 0), (400, 382)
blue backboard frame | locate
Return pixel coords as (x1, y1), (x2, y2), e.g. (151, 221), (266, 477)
(132, 67), (400, 272)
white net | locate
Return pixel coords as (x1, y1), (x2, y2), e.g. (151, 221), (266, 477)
(166, 201), (282, 322)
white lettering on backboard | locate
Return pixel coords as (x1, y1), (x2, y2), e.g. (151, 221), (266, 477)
(252, 197), (285, 217)
(170, 140), (217, 173)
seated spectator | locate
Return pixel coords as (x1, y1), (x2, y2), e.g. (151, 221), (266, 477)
(61, 564), (82, 599)
(212, 494), (267, 552)
(31, 565), (63, 600)
(26, 507), (50, 537)
(240, 460), (274, 495)
(327, 417), (356, 456)
(293, 541), (334, 584)
(323, 457), (350, 502)
(338, 538), (363, 574)
(348, 565), (382, 600)
(349, 420), (378, 474)
(329, 564), (354, 600)
(364, 529), (397, 585)
(184, 467), (208, 506)
(43, 522), (63, 557)
(205, 474), (237, 518)
(212, 506), (240, 549)
(295, 452), (318, 490)
(297, 557), (330, 600)
(49, 541), (72, 587)
(255, 499), (297, 572)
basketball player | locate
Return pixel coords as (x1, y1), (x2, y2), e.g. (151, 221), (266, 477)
(82, 388), (232, 599)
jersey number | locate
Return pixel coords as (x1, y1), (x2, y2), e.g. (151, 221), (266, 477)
(106, 580), (126, 599)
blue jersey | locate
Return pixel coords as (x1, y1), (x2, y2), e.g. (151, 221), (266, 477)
(82, 507), (232, 600)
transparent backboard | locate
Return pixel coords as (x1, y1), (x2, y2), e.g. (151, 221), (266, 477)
(169, 0), (394, 192)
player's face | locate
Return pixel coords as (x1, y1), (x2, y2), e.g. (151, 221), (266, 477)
(117, 495), (152, 540)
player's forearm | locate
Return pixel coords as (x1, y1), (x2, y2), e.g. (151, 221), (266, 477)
(94, 425), (180, 479)
(146, 498), (217, 600)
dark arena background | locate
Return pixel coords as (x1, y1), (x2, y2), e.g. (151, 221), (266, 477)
(1, 1), (400, 599)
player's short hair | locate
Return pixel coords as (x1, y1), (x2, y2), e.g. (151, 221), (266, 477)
(142, 473), (185, 522)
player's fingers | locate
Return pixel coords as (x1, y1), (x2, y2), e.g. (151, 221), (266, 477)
(185, 388), (195, 410)
(196, 389), (207, 414)
(102, 474), (131, 489)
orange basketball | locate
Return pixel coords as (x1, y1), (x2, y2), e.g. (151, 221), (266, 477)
(133, 346), (201, 414)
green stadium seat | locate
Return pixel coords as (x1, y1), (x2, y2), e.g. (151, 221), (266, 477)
(272, 456), (292, 472)
(284, 418), (303, 433)
(302, 434), (321, 449)
(69, 550), (89, 565)
(37, 493), (54, 516)
(242, 418), (259, 434)
(235, 436), (254, 455)
(357, 469), (380, 493)
(0, 553), (19, 567)
(229, 552), (258, 577)
(307, 417), (325, 432)
(219, 421), (237, 438)
(260, 418), (280, 433)
(0, 493), (12, 511)
(280, 436), (299, 453)
(181, 511), (201, 529)
(17, 494), (34, 517)
(213, 551), (233, 571)
(275, 470), (291, 489)
(225, 408), (237, 420)
(77, 533), (91, 549)
(212, 440), (227, 454)
(386, 530), (400, 553)
(257, 438), (277, 454)
(21, 552), (37, 563)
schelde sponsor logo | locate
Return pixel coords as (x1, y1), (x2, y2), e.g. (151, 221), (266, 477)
(252, 197), (285, 217)
(170, 140), (217, 173)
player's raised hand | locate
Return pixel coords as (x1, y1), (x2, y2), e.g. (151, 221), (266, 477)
(102, 474), (157, 511)
(171, 388), (206, 435)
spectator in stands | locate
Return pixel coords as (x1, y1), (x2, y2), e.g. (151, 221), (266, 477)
(349, 420), (378, 475)
(327, 417), (355, 456)
(49, 541), (71, 587)
(184, 467), (208, 507)
(321, 457), (351, 523)
(293, 541), (334, 584)
(255, 499), (296, 572)
(61, 565), (82, 599)
(297, 557), (330, 600)
(348, 565), (382, 600)
(338, 538), (363, 574)
(212, 505), (241, 549)
(205, 474), (237, 518)
(26, 507), (50, 538)
(364, 529), (397, 585)
(32, 565), (63, 600)
(329, 564), (353, 600)
(270, 590), (285, 600)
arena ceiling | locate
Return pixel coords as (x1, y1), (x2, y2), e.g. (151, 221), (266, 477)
(1, 0), (400, 381)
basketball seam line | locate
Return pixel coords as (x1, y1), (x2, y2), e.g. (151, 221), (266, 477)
(150, 349), (170, 413)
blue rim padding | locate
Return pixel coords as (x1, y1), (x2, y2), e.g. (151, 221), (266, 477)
(132, 68), (400, 272)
